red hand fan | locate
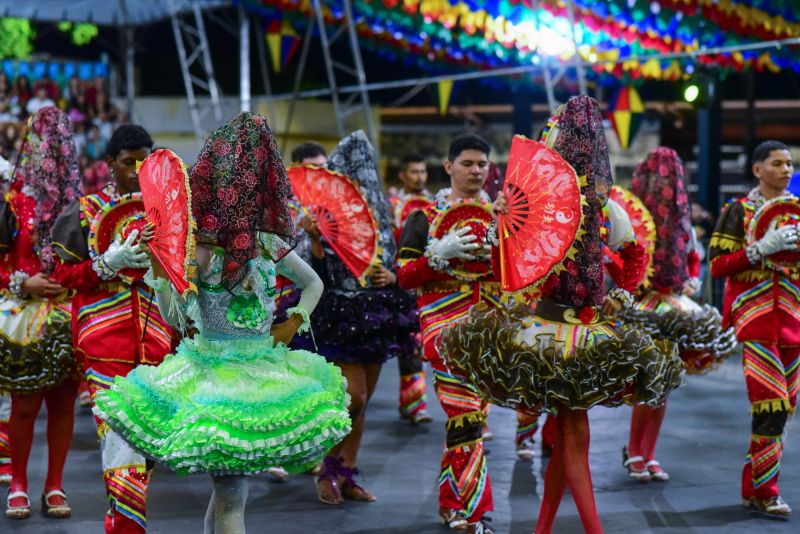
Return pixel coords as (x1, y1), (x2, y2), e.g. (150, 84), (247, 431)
(609, 185), (656, 287)
(288, 165), (380, 286)
(747, 195), (800, 277)
(138, 149), (196, 296)
(498, 136), (583, 292)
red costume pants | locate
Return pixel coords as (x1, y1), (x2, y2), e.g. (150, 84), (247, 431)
(432, 365), (493, 522)
(87, 362), (150, 534)
(740, 341), (799, 500)
(0, 394), (10, 480)
(398, 339), (428, 417)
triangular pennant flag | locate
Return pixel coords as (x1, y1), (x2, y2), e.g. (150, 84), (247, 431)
(266, 20), (283, 73)
(612, 111), (632, 149)
(607, 85), (645, 150)
(437, 80), (454, 116)
(279, 20), (301, 72)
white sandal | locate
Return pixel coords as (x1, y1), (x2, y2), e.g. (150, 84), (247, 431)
(645, 460), (670, 481)
(5, 490), (31, 519)
(622, 446), (650, 482)
(42, 489), (71, 518)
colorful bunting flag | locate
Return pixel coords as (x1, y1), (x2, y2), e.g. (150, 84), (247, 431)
(266, 19), (301, 74)
(607, 85), (645, 150)
(437, 80), (454, 116)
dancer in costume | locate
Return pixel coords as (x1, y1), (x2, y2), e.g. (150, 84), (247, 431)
(0, 108), (82, 519)
(51, 125), (170, 534)
(290, 141), (327, 167)
(93, 112), (351, 534)
(397, 133), (500, 533)
(618, 147), (737, 482)
(0, 156), (12, 487)
(709, 140), (799, 519)
(311, 131), (417, 505)
(389, 154), (433, 425)
(439, 97), (684, 534)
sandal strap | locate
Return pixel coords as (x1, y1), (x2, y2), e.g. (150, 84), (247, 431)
(7, 491), (29, 504)
(623, 455), (645, 467)
(44, 489), (67, 502)
(645, 460), (660, 467)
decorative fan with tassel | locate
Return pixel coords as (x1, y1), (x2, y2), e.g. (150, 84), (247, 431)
(137, 149), (196, 296)
(288, 165), (380, 285)
(498, 136), (583, 292)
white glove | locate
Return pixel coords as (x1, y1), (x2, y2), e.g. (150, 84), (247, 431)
(753, 222), (799, 259)
(430, 227), (480, 259)
(425, 226), (482, 271)
(102, 231), (150, 272)
(682, 277), (701, 296)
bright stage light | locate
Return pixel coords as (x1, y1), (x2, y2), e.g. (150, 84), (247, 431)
(684, 84), (700, 103)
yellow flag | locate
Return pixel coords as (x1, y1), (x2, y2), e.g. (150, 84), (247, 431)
(437, 80), (454, 116)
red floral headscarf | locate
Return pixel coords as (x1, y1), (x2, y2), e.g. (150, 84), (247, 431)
(631, 147), (692, 291)
(13, 106), (82, 271)
(190, 112), (296, 288)
(540, 95), (610, 309)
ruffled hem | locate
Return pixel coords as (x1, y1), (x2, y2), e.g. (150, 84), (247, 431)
(438, 302), (684, 412)
(619, 294), (738, 375)
(309, 287), (418, 363)
(93, 334), (351, 475)
(0, 312), (76, 394)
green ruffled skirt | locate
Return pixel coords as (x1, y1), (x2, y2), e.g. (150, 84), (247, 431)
(93, 334), (351, 476)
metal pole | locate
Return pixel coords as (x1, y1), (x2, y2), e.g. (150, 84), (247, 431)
(313, 0), (345, 138)
(282, 13), (316, 151)
(254, 17), (272, 96)
(239, 5), (251, 112)
(193, 3), (222, 121)
(124, 27), (135, 119)
(342, 0), (377, 147)
(565, 0), (586, 95)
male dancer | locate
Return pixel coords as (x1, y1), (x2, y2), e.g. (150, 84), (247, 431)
(397, 134), (496, 534)
(710, 140), (799, 519)
(389, 154), (433, 424)
(52, 125), (172, 533)
(291, 141), (327, 167)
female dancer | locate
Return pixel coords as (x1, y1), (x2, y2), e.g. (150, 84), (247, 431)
(620, 147), (737, 481)
(312, 131), (418, 504)
(440, 96), (685, 533)
(0, 107), (82, 519)
(93, 112), (351, 533)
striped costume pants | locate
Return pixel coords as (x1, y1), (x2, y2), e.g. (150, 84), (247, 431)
(87, 363), (150, 534)
(740, 341), (799, 500)
(432, 365), (493, 522)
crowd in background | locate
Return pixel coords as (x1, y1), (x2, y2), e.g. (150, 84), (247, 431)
(0, 74), (122, 194)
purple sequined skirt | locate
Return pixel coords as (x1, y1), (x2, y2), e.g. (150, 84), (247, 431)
(276, 284), (419, 365)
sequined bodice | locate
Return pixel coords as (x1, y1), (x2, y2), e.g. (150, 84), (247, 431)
(194, 248), (278, 339)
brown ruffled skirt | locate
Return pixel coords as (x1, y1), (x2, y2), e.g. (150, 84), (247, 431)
(0, 297), (76, 394)
(619, 291), (738, 374)
(437, 302), (684, 413)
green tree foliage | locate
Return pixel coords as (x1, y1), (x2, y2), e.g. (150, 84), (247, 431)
(0, 18), (35, 59)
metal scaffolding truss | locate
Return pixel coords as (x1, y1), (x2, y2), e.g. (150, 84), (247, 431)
(312, 0), (378, 147)
(169, 0), (223, 142)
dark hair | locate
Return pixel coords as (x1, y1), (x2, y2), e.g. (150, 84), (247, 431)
(752, 140), (790, 163)
(290, 141), (326, 164)
(107, 124), (153, 159)
(400, 153), (425, 171)
(448, 133), (490, 162)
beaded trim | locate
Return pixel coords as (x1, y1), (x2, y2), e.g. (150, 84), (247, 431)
(8, 270), (29, 298)
(92, 256), (117, 281)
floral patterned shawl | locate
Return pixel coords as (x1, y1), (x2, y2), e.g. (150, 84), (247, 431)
(541, 95), (610, 309)
(190, 112), (296, 288)
(631, 147), (692, 291)
(13, 106), (82, 271)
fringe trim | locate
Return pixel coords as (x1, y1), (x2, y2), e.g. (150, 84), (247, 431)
(750, 398), (795, 415)
(446, 410), (484, 431)
(709, 234), (745, 252)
